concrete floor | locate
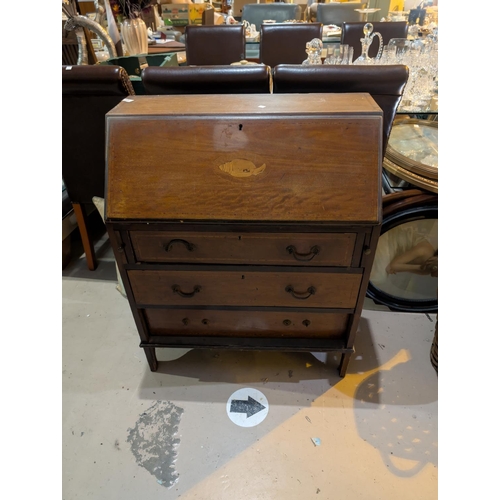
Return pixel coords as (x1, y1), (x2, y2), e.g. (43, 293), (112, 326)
(62, 224), (438, 500)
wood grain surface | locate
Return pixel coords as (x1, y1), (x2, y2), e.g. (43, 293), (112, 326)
(106, 94), (382, 223)
(144, 308), (350, 338)
(128, 269), (362, 308)
(129, 231), (356, 266)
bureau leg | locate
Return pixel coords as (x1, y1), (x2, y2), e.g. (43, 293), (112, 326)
(338, 352), (352, 378)
(144, 347), (158, 372)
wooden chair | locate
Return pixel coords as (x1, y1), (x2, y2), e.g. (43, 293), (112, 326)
(259, 23), (323, 67)
(62, 65), (135, 270)
(341, 21), (408, 62)
(141, 65), (272, 94)
(316, 2), (366, 25)
(272, 64), (409, 156)
(185, 25), (246, 65)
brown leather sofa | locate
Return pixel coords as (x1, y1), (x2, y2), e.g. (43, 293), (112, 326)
(341, 21), (409, 61)
(62, 64), (135, 270)
(272, 64), (409, 156)
(259, 23), (323, 68)
(185, 25), (246, 65)
(141, 65), (272, 94)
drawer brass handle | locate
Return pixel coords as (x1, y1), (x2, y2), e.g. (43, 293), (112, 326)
(286, 245), (320, 261)
(172, 284), (201, 298)
(285, 285), (316, 300)
(165, 239), (196, 252)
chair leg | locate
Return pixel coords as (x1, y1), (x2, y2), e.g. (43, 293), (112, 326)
(73, 202), (97, 270)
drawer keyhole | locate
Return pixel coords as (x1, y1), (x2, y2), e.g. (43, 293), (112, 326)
(302, 320), (310, 327)
(283, 319), (291, 326)
(182, 318), (189, 325)
(202, 319), (209, 325)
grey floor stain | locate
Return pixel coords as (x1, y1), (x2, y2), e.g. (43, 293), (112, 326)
(127, 400), (184, 488)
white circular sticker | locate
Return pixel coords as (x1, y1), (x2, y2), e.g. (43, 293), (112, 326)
(226, 388), (269, 427)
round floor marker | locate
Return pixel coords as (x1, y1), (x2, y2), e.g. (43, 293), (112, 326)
(226, 388), (269, 427)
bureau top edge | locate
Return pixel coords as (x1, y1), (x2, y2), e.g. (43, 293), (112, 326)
(105, 217), (382, 226)
(106, 93), (383, 118)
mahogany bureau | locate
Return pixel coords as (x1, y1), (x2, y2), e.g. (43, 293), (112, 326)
(105, 93), (382, 376)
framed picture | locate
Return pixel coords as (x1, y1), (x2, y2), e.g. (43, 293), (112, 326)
(383, 118), (438, 194)
(367, 205), (438, 313)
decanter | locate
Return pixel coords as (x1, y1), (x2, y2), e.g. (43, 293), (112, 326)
(302, 38), (323, 65)
(353, 23), (383, 65)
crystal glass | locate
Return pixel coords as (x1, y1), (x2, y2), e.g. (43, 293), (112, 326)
(352, 23), (383, 65)
(324, 44), (351, 65)
(302, 38), (323, 65)
(342, 46), (354, 65)
(383, 38), (411, 64)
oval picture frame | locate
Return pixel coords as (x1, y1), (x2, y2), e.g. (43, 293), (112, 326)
(367, 204), (438, 313)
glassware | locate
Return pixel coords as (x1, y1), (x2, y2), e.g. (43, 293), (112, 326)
(379, 38), (411, 65)
(302, 38), (323, 65)
(323, 44), (351, 65)
(407, 24), (419, 40)
(342, 46), (354, 65)
(352, 23), (383, 65)
(324, 45), (336, 65)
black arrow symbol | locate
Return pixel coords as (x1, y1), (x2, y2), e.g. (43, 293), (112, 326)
(230, 396), (266, 418)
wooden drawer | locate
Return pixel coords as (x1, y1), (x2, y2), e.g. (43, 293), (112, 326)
(144, 309), (350, 338)
(129, 231), (356, 266)
(128, 269), (361, 308)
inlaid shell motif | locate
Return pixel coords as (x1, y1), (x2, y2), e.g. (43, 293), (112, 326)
(219, 159), (266, 178)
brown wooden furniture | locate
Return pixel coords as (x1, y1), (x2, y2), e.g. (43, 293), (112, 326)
(105, 93), (383, 376)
